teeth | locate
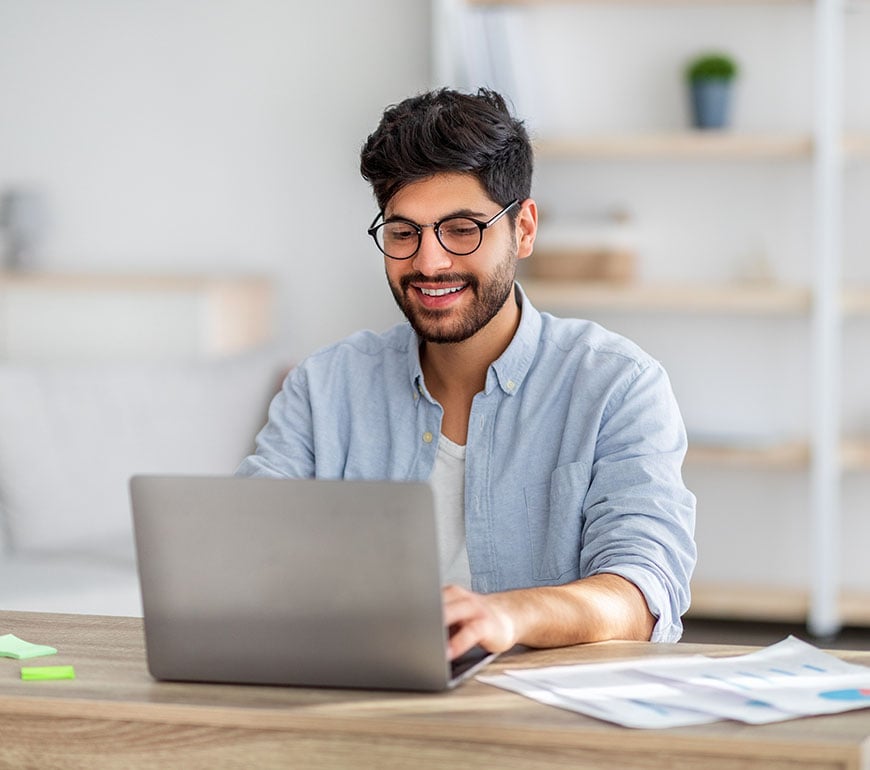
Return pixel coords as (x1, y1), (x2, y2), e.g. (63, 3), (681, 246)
(420, 286), (463, 297)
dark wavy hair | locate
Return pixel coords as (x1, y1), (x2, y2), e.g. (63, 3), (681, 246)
(359, 88), (533, 214)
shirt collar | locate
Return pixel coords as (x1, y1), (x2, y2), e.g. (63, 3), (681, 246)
(486, 282), (541, 396)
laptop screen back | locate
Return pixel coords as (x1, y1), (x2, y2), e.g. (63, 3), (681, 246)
(130, 475), (464, 691)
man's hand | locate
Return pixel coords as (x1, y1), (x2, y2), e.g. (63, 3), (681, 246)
(442, 574), (656, 660)
(442, 584), (518, 661)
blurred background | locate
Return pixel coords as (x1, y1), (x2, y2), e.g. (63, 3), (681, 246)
(0, 0), (424, 356)
(1, 0), (869, 644)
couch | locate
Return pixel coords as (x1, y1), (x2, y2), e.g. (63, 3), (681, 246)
(0, 347), (286, 616)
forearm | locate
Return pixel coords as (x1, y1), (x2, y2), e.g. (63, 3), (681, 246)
(491, 573), (655, 649)
(443, 573), (656, 659)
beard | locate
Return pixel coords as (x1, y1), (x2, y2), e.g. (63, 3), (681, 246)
(387, 249), (518, 344)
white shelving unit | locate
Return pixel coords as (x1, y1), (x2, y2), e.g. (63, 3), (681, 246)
(433, 0), (868, 635)
(808, 0), (843, 638)
(0, 273), (274, 361)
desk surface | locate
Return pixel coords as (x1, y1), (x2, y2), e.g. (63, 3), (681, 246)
(1, 610), (869, 770)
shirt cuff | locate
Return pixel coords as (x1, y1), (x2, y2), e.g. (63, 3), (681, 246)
(595, 565), (685, 643)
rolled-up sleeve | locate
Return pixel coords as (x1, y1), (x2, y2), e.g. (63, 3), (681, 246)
(579, 360), (697, 643)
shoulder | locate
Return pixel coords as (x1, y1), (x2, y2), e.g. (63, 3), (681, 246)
(294, 323), (415, 381)
(529, 313), (684, 441)
(538, 312), (658, 374)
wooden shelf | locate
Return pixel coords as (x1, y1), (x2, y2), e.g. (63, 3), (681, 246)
(688, 582), (870, 626)
(521, 280), (812, 315)
(842, 287), (870, 316)
(0, 272), (274, 360)
(842, 439), (870, 473)
(468, 0), (809, 6)
(843, 134), (870, 159)
(534, 133), (813, 160)
(522, 279), (870, 317)
(686, 440), (810, 470)
(532, 133), (870, 161)
(684, 438), (870, 472)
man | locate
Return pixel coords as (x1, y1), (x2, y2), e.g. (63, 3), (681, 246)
(237, 88), (696, 660)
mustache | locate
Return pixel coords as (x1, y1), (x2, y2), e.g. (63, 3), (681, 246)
(399, 272), (479, 292)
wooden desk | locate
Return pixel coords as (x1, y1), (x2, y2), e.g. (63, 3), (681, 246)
(1, 611), (869, 770)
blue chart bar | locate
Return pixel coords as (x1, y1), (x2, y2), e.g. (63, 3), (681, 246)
(820, 689), (870, 702)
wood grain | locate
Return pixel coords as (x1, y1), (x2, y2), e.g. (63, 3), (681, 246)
(0, 611), (868, 770)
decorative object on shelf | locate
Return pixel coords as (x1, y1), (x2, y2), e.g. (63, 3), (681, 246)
(685, 52), (739, 130)
(735, 246), (777, 287)
(524, 208), (636, 283)
(0, 187), (47, 271)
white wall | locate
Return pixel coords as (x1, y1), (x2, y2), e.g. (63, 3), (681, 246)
(3, 0), (870, 606)
(0, 0), (430, 361)
(4, 1), (869, 363)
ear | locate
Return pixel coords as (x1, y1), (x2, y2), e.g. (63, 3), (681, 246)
(515, 199), (538, 261)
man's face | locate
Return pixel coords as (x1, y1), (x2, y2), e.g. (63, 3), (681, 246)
(383, 173), (525, 345)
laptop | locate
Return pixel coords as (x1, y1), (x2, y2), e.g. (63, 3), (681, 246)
(129, 474), (497, 691)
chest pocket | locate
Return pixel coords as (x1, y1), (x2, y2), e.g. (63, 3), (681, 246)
(524, 461), (591, 582)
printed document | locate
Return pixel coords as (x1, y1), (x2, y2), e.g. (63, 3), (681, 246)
(478, 636), (870, 729)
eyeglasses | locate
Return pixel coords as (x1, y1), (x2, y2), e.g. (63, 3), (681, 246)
(367, 199), (520, 261)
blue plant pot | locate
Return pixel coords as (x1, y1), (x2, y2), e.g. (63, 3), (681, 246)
(690, 79), (732, 130)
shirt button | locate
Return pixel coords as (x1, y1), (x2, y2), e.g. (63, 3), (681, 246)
(422, 431), (434, 444)
(506, 379), (516, 391)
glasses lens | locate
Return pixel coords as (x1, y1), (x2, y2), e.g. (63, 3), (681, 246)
(377, 221), (419, 259)
(437, 218), (482, 255)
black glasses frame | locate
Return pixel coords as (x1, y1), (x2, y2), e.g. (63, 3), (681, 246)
(367, 199), (520, 261)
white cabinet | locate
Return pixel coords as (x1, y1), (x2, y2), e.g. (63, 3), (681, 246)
(0, 274), (274, 361)
(434, 0), (870, 634)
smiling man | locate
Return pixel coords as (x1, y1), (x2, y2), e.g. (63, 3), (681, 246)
(237, 89), (697, 659)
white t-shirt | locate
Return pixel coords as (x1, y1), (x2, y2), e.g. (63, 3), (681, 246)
(429, 435), (472, 589)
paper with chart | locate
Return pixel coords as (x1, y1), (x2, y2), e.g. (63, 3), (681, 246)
(648, 636), (870, 716)
(478, 636), (870, 729)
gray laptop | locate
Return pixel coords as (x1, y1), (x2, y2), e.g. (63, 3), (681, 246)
(129, 474), (497, 691)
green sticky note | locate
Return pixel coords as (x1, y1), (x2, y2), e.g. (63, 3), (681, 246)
(0, 633), (57, 660)
(21, 665), (76, 681)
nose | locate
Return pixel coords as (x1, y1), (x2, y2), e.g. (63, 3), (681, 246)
(412, 226), (454, 274)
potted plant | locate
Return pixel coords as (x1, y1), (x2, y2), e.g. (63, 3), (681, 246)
(685, 52), (738, 130)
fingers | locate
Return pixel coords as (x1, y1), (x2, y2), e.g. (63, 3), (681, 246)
(447, 623), (485, 662)
(442, 584), (516, 660)
(443, 585), (484, 660)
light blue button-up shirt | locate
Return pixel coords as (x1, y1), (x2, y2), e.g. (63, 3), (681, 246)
(237, 284), (697, 642)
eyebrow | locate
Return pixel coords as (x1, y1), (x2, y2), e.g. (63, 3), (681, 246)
(383, 207), (488, 224)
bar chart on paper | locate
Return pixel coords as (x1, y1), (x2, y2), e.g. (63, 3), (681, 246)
(479, 637), (870, 728)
